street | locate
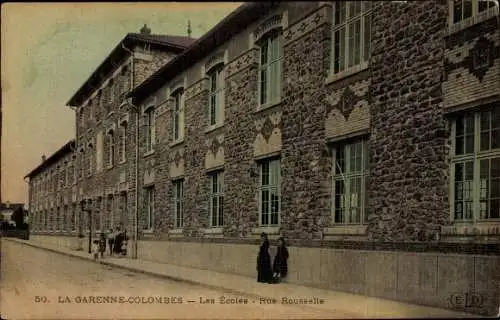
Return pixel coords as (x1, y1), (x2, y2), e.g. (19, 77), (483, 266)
(0, 240), (345, 319)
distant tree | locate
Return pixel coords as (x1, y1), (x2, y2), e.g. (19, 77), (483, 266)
(11, 207), (25, 229)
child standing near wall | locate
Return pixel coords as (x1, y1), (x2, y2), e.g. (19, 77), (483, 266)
(92, 240), (100, 260)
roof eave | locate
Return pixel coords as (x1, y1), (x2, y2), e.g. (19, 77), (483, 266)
(24, 140), (76, 179)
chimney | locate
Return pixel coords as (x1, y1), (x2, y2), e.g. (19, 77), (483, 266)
(140, 24), (151, 35)
(42, 154), (46, 162)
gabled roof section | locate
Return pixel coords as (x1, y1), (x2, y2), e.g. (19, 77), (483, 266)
(129, 2), (280, 104)
(66, 33), (196, 107)
(24, 139), (76, 179)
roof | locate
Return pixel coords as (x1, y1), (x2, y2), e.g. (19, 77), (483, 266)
(129, 2), (279, 103)
(24, 139), (76, 179)
(66, 33), (196, 107)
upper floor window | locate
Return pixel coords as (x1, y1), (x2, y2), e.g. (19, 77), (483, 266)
(109, 79), (115, 103)
(87, 144), (94, 176)
(119, 121), (128, 162)
(79, 149), (85, 179)
(450, 106), (500, 222)
(451, 0), (497, 24)
(332, 138), (369, 224)
(259, 31), (283, 107)
(331, 1), (373, 74)
(208, 65), (225, 127)
(172, 89), (185, 142)
(259, 158), (281, 226)
(208, 171), (224, 227)
(144, 107), (155, 153)
(107, 131), (115, 167)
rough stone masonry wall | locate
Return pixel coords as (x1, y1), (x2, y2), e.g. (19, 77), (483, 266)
(368, 0), (449, 242)
(224, 52), (260, 238)
(281, 12), (331, 240)
(182, 86), (210, 237)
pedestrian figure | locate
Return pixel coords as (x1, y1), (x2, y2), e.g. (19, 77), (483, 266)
(113, 228), (123, 256)
(272, 237), (289, 283)
(121, 231), (128, 256)
(92, 240), (100, 260)
(98, 233), (106, 258)
(257, 232), (273, 283)
(107, 228), (114, 256)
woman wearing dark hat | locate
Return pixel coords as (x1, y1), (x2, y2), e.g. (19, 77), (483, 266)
(256, 232), (273, 283)
(272, 237), (289, 283)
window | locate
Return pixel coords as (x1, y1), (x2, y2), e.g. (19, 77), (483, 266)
(451, 0), (497, 24)
(87, 144), (94, 176)
(332, 139), (369, 224)
(63, 205), (68, 231)
(109, 79), (115, 103)
(331, 1), (373, 74)
(172, 90), (184, 141)
(107, 131), (115, 167)
(451, 107), (500, 222)
(208, 65), (225, 127)
(96, 90), (102, 122)
(93, 199), (100, 231)
(145, 108), (155, 152)
(209, 171), (224, 227)
(107, 195), (114, 229)
(144, 187), (154, 230)
(173, 180), (184, 228)
(119, 121), (127, 162)
(259, 31), (283, 106)
(259, 158), (281, 226)
(79, 149), (85, 179)
(56, 207), (61, 231)
(71, 204), (76, 231)
(120, 192), (127, 227)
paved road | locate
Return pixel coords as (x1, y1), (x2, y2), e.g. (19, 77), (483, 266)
(1, 240), (345, 319)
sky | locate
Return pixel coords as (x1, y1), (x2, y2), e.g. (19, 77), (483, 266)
(1, 2), (241, 205)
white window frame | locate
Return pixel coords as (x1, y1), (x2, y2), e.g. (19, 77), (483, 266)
(331, 139), (369, 225)
(144, 107), (155, 153)
(449, 0), (499, 27)
(450, 107), (500, 223)
(258, 31), (283, 108)
(172, 89), (185, 142)
(173, 180), (184, 229)
(207, 65), (225, 128)
(144, 187), (154, 231)
(259, 158), (281, 226)
(209, 171), (224, 227)
(330, 1), (373, 76)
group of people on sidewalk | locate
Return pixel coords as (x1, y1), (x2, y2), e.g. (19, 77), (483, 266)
(92, 227), (128, 260)
(257, 233), (289, 284)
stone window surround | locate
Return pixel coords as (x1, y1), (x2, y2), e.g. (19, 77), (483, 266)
(208, 170), (224, 228)
(169, 82), (186, 146)
(249, 10), (288, 113)
(118, 117), (129, 164)
(447, 0), (499, 35)
(173, 179), (184, 230)
(325, 1), (374, 85)
(202, 49), (228, 131)
(143, 104), (156, 157)
(257, 156), (281, 228)
(448, 106), (500, 229)
(105, 126), (116, 169)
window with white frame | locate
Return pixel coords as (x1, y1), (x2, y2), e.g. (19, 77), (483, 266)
(145, 107), (155, 152)
(451, 0), (498, 24)
(208, 171), (224, 227)
(119, 121), (127, 162)
(332, 138), (369, 224)
(172, 89), (184, 141)
(144, 186), (154, 230)
(451, 107), (500, 222)
(173, 180), (184, 228)
(107, 131), (115, 167)
(259, 158), (281, 226)
(259, 31), (283, 106)
(331, 1), (373, 75)
(208, 65), (225, 127)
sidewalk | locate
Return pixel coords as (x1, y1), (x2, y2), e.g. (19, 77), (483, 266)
(4, 237), (476, 318)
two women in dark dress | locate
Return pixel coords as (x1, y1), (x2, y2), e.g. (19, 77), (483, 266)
(257, 233), (288, 283)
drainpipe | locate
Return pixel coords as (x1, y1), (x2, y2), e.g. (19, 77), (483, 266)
(121, 43), (139, 259)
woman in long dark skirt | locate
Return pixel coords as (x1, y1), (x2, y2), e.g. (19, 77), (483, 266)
(113, 229), (123, 256)
(272, 237), (289, 283)
(257, 232), (273, 283)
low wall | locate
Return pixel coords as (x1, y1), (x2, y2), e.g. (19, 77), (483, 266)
(31, 234), (87, 251)
(138, 240), (499, 316)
